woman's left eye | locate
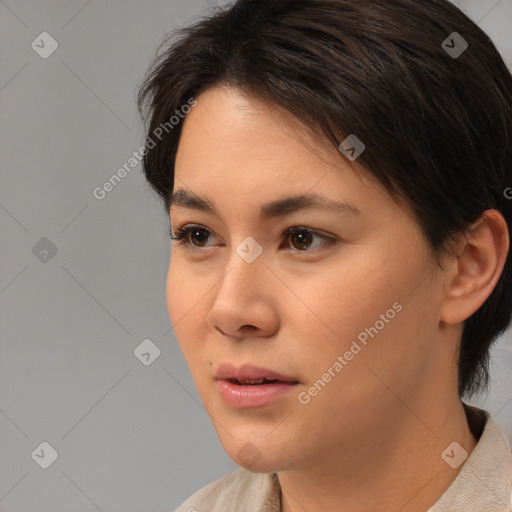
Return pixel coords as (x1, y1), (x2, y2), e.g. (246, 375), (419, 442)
(285, 226), (334, 251)
(170, 224), (335, 252)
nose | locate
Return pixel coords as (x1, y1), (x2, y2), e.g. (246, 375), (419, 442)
(206, 248), (280, 340)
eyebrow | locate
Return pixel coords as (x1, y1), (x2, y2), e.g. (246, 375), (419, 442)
(169, 188), (362, 220)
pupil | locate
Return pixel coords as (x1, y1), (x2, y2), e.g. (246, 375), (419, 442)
(192, 229), (208, 246)
(293, 230), (312, 250)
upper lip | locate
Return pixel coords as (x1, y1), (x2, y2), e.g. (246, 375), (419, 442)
(215, 363), (299, 383)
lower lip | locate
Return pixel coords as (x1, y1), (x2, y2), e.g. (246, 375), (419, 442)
(216, 379), (298, 408)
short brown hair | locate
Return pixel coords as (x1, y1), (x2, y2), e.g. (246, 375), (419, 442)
(138, 0), (512, 398)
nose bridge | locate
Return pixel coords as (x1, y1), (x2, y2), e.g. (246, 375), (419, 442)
(220, 237), (267, 297)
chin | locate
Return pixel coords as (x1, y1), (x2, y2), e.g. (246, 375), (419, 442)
(216, 431), (294, 473)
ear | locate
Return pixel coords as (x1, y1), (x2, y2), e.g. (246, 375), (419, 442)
(440, 209), (509, 325)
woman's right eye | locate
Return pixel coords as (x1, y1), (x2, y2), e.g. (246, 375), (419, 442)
(170, 224), (216, 248)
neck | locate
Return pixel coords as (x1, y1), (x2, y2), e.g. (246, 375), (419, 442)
(278, 399), (478, 512)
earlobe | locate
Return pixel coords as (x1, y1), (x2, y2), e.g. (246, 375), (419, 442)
(440, 210), (509, 325)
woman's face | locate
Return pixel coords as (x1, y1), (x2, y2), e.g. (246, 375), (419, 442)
(167, 85), (450, 473)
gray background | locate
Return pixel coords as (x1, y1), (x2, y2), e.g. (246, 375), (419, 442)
(0, 0), (511, 510)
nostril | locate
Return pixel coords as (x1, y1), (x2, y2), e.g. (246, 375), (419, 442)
(215, 324), (259, 338)
(215, 326), (229, 336)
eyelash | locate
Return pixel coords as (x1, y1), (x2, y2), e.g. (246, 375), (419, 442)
(170, 224), (335, 252)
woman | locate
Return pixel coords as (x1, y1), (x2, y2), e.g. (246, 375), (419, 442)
(138, 0), (512, 510)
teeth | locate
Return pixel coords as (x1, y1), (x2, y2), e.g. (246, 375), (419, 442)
(243, 378), (267, 384)
(229, 377), (277, 385)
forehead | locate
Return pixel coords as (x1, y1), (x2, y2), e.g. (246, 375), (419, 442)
(174, 86), (382, 206)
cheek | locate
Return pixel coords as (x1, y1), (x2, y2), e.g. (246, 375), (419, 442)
(165, 259), (180, 323)
(297, 252), (400, 348)
(166, 256), (202, 324)
(166, 257), (211, 376)
(166, 258), (197, 350)
(293, 245), (434, 397)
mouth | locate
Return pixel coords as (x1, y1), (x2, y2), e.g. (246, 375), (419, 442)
(215, 363), (300, 385)
(215, 364), (300, 408)
(224, 377), (287, 386)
